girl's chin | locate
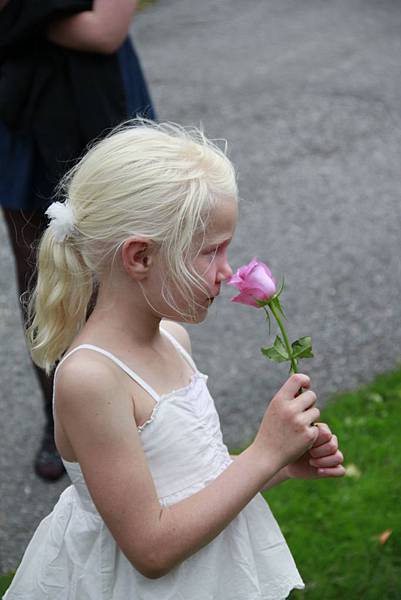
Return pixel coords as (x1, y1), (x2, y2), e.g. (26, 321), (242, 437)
(159, 298), (213, 324)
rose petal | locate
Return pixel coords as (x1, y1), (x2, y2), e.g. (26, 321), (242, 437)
(226, 258), (277, 304)
(244, 266), (276, 299)
(230, 290), (261, 307)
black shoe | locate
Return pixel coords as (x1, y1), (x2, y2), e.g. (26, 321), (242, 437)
(34, 432), (66, 481)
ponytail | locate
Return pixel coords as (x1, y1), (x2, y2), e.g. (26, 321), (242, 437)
(26, 228), (93, 374)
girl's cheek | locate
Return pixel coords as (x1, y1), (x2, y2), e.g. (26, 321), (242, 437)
(198, 256), (215, 275)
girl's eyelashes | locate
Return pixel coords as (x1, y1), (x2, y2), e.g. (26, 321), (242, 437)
(202, 240), (231, 256)
(203, 246), (219, 256)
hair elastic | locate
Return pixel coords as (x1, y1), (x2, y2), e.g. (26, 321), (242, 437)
(45, 201), (75, 243)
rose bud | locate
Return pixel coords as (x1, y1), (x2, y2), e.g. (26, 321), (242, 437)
(227, 258), (277, 307)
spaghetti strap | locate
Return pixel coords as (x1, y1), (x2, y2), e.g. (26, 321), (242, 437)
(54, 329), (196, 407)
(55, 344), (161, 404)
(160, 327), (198, 372)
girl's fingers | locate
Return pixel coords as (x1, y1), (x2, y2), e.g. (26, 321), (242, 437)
(301, 406), (320, 426)
(311, 423), (332, 448)
(296, 390), (318, 411)
(280, 374), (311, 398)
(309, 450), (343, 468)
(316, 465), (346, 478)
(309, 435), (338, 458)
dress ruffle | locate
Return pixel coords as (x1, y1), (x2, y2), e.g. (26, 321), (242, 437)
(5, 486), (304, 600)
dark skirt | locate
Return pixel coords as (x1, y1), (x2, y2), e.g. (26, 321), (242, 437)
(0, 38), (155, 211)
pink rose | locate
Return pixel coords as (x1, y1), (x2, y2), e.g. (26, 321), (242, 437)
(227, 258), (277, 307)
(227, 257), (314, 376)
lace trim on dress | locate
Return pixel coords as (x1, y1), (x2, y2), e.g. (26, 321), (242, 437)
(137, 404), (160, 433)
(137, 371), (208, 433)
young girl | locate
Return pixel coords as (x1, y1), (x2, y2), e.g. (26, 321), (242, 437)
(5, 121), (344, 600)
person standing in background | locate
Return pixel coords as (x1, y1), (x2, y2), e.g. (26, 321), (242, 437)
(0, 0), (155, 481)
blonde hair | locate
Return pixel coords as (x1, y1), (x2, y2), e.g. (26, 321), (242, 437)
(27, 120), (238, 373)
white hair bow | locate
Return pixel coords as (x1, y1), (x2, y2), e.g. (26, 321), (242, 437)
(45, 201), (75, 243)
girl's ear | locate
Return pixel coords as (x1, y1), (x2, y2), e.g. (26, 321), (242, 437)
(121, 238), (154, 280)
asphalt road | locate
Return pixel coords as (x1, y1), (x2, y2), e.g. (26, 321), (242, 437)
(1, 0), (400, 574)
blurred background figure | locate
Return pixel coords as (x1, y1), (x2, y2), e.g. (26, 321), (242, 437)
(0, 0), (155, 481)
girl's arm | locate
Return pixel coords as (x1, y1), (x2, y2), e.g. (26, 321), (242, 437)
(230, 455), (290, 491)
(57, 361), (319, 579)
(260, 466), (290, 490)
(46, 0), (138, 54)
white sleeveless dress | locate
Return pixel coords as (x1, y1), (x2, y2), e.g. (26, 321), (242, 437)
(4, 329), (305, 600)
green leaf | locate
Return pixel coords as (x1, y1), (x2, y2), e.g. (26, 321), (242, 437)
(274, 335), (289, 358)
(291, 336), (314, 360)
(261, 346), (288, 363)
(261, 335), (290, 363)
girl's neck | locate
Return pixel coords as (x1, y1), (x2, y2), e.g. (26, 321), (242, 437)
(84, 280), (163, 348)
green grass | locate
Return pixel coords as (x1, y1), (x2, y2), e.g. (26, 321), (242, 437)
(2, 367), (401, 598)
(265, 367), (401, 599)
(0, 572), (14, 596)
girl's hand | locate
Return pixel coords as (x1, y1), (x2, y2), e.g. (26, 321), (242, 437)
(253, 374), (321, 473)
(286, 423), (345, 480)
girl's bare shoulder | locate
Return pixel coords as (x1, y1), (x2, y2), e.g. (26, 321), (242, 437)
(54, 350), (132, 419)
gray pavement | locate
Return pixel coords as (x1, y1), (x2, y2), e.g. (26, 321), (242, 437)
(1, 0), (400, 573)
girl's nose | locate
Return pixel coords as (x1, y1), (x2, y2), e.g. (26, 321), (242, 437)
(217, 260), (233, 282)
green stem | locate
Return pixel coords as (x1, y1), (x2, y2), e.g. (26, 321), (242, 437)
(264, 301), (298, 374)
